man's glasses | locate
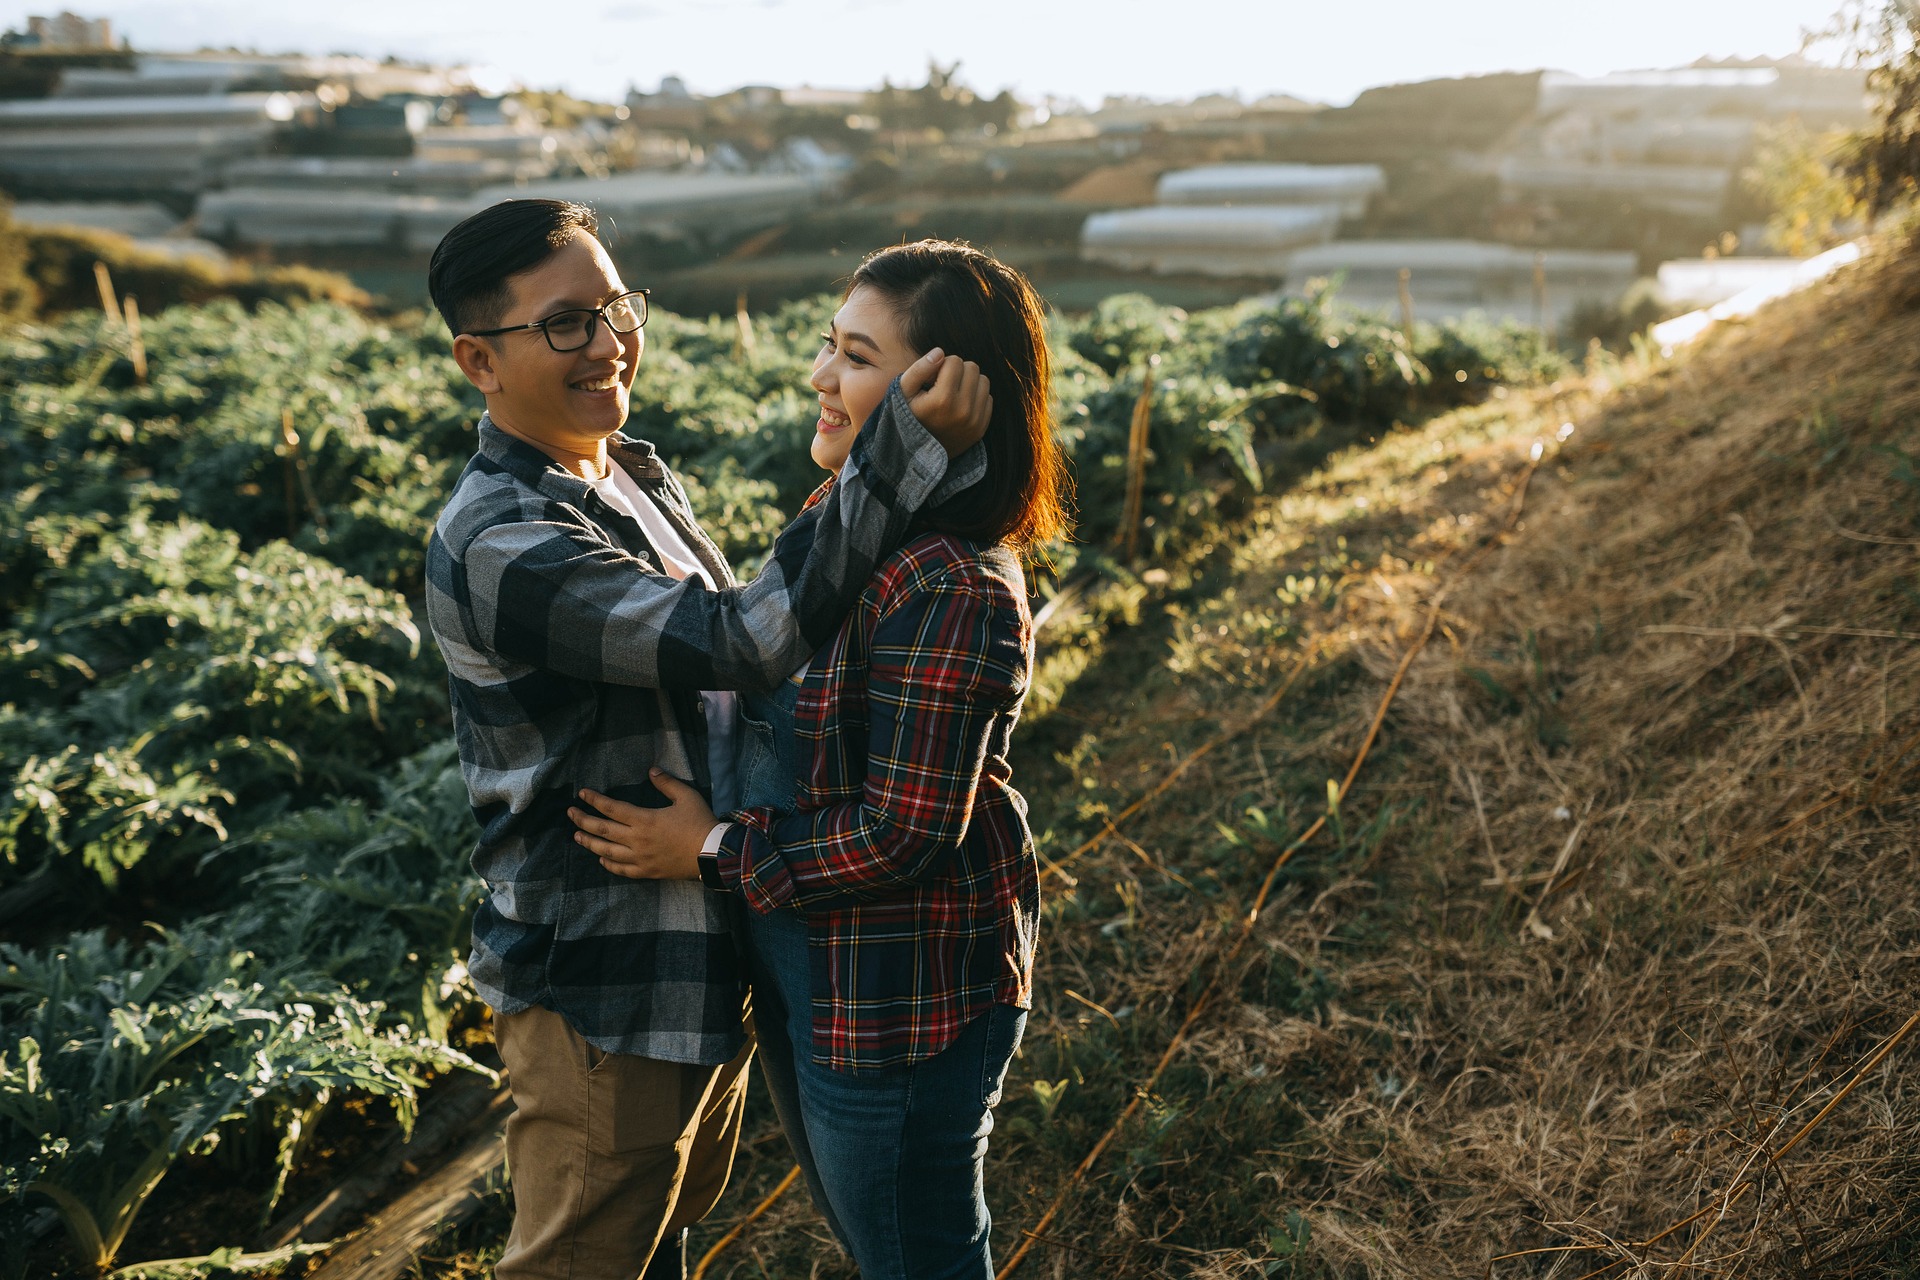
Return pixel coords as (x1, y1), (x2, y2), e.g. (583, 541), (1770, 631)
(466, 289), (649, 353)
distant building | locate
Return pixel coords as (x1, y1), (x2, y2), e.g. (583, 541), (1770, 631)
(7, 11), (118, 49)
(626, 77), (702, 131)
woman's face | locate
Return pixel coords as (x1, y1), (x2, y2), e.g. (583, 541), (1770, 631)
(809, 284), (922, 474)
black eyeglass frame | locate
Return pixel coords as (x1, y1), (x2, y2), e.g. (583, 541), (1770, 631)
(465, 288), (650, 352)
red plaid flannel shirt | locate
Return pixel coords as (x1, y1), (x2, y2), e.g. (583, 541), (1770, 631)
(715, 523), (1039, 1072)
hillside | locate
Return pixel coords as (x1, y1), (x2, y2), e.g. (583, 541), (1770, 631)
(651, 242), (1920, 1278)
(1, 234), (1911, 1278)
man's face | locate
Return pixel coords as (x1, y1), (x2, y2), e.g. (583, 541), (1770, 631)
(452, 233), (643, 452)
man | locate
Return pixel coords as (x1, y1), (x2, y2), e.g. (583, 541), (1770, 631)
(422, 198), (989, 1279)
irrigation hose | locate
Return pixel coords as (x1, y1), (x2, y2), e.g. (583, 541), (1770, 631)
(690, 1164), (800, 1280)
(1041, 651), (1319, 886)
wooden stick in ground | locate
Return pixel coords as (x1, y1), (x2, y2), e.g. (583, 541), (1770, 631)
(303, 1121), (508, 1280)
(257, 1079), (509, 1252)
(1398, 267), (1416, 339)
(281, 409), (329, 537)
(280, 411), (302, 538)
(1533, 252), (1551, 345)
(93, 261), (123, 326)
(734, 290), (756, 358)
(1119, 356), (1158, 562)
(280, 412), (305, 537)
(122, 295), (147, 384)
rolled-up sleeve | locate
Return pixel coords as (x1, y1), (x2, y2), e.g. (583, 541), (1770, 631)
(457, 380), (950, 693)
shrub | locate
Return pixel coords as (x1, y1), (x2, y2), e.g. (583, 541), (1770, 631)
(6, 215), (367, 322)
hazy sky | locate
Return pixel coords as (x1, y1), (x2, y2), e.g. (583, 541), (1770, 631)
(1, 1), (1857, 106)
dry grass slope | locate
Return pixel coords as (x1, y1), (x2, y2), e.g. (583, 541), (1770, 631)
(425, 241), (1919, 1280)
(978, 238), (1920, 1279)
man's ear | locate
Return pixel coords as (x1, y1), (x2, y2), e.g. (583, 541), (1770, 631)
(452, 333), (503, 395)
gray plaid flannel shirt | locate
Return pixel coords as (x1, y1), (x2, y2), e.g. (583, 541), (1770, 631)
(425, 384), (975, 1062)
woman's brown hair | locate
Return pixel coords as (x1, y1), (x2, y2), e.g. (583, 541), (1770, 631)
(849, 240), (1072, 549)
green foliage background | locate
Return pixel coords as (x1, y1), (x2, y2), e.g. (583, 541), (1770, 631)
(0, 287), (1559, 1274)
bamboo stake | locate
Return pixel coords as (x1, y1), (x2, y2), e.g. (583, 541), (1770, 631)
(93, 261), (123, 326)
(122, 295), (147, 384)
(734, 290), (756, 359)
(1398, 267), (1416, 339)
(1119, 355), (1158, 563)
(280, 411), (302, 538)
(1533, 252), (1552, 345)
(690, 1165), (800, 1280)
(281, 409), (329, 538)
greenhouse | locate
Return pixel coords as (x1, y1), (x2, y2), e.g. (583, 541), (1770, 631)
(1155, 163), (1386, 217)
(1283, 239), (1638, 325)
(1080, 205), (1343, 276)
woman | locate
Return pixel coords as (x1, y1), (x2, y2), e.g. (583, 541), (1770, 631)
(569, 238), (1069, 1278)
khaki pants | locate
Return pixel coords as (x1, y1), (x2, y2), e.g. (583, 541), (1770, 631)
(493, 1004), (753, 1280)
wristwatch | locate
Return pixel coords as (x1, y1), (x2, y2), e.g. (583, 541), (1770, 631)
(697, 822), (731, 892)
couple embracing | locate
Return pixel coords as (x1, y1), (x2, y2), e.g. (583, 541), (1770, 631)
(422, 198), (1069, 1279)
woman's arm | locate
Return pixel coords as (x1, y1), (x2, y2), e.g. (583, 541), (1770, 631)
(719, 573), (1028, 912)
(438, 356), (989, 696)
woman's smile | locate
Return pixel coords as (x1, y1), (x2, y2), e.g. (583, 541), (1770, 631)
(808, 283), (920, 473)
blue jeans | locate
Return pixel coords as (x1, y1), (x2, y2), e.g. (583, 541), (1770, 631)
(748, 905), (1025, 1279)
(736, 675), (1027, 1276)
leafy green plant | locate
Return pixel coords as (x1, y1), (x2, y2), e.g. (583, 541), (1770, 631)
(0, 516), (423, 887)
(215, 741), (482, 1037)
(1265, 1208), (1313, 1276)
(0, 925), (483, 1275)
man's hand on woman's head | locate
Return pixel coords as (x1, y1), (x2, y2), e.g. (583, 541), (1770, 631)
(570, 771), (715, 880)
(900, 347), (992, 458)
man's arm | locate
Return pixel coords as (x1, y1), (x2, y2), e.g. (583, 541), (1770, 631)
(455, 370), (989, 694)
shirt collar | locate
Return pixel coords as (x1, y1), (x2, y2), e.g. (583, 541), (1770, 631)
(476, 412), (666, 499)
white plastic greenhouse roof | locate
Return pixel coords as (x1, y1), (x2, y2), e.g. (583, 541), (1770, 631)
(1156, 164), (1385, 208)
(195, 172), (826, 251)
(1281, 240), (1640, 326)
(1655, 257), (1807, 308)
(1285, 240), (1636, 276)
(1083, 205), (1342, 251)
(1081, 205), (1343, 276)
(0, 92), (311, 129)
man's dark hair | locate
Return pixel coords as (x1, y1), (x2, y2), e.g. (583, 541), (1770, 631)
(428, 198), (599, 336)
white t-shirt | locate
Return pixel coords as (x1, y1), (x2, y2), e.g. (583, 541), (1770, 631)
(591, 464), (740, 813)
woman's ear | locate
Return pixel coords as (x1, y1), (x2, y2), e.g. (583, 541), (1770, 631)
(452, 333), (503, 395)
